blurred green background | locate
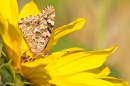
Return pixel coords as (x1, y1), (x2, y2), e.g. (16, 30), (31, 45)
(18, 0), (130, 84)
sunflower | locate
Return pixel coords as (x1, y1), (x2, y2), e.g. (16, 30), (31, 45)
(0, 0), (129, 86)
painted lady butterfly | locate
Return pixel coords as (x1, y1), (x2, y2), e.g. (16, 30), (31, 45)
(19, 5), (55, 62)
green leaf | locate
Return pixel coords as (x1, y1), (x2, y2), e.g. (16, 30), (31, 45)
(0, 60), (15, 83)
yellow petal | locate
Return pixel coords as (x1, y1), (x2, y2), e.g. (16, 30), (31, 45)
(0, 14), (22, 68)
(102, 76), (129, 86)
(86, 64), (111, 76)
(19, 1), (40, 20)
(20, 55), (56, 72)
(49, 73), (118, 86)
(20, 46), (117, 85)
(48, 46), (117, 76)
(49, 73), (129, 86)
(0, 0), (22, 68)
(0, 0), (18, 26)
(20, 56), (54, 85)
(46, 18), (86, 51)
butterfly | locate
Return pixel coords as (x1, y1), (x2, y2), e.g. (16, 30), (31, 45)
(19, 5), (55, 60)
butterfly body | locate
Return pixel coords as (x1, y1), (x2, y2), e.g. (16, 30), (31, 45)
(19, 5), (55, 56)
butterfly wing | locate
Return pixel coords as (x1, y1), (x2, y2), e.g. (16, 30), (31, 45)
(19, 5), (55, 54)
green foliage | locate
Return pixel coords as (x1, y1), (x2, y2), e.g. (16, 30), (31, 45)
(0, 54), (6, 66)
(0, 39), (36, 86)
(0, 60), (14, 83)
(0, 58), (36, 86)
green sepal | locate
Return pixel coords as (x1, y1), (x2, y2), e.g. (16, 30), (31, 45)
(0, 60), (15, 84)
(0, 36), (3, 57)
(14, 73), (26, 84)
(0, 55), (6, 66)
(0, 75), (4, 86)
(0, 52), (8, 66)
(14, 73), (36, 86)
(5, 82), (37, 86)
(0, 36), (7, 66)
(0, 35), (8, 63)
(19, 82), (36, 86)
(4, 82), (15, 86)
